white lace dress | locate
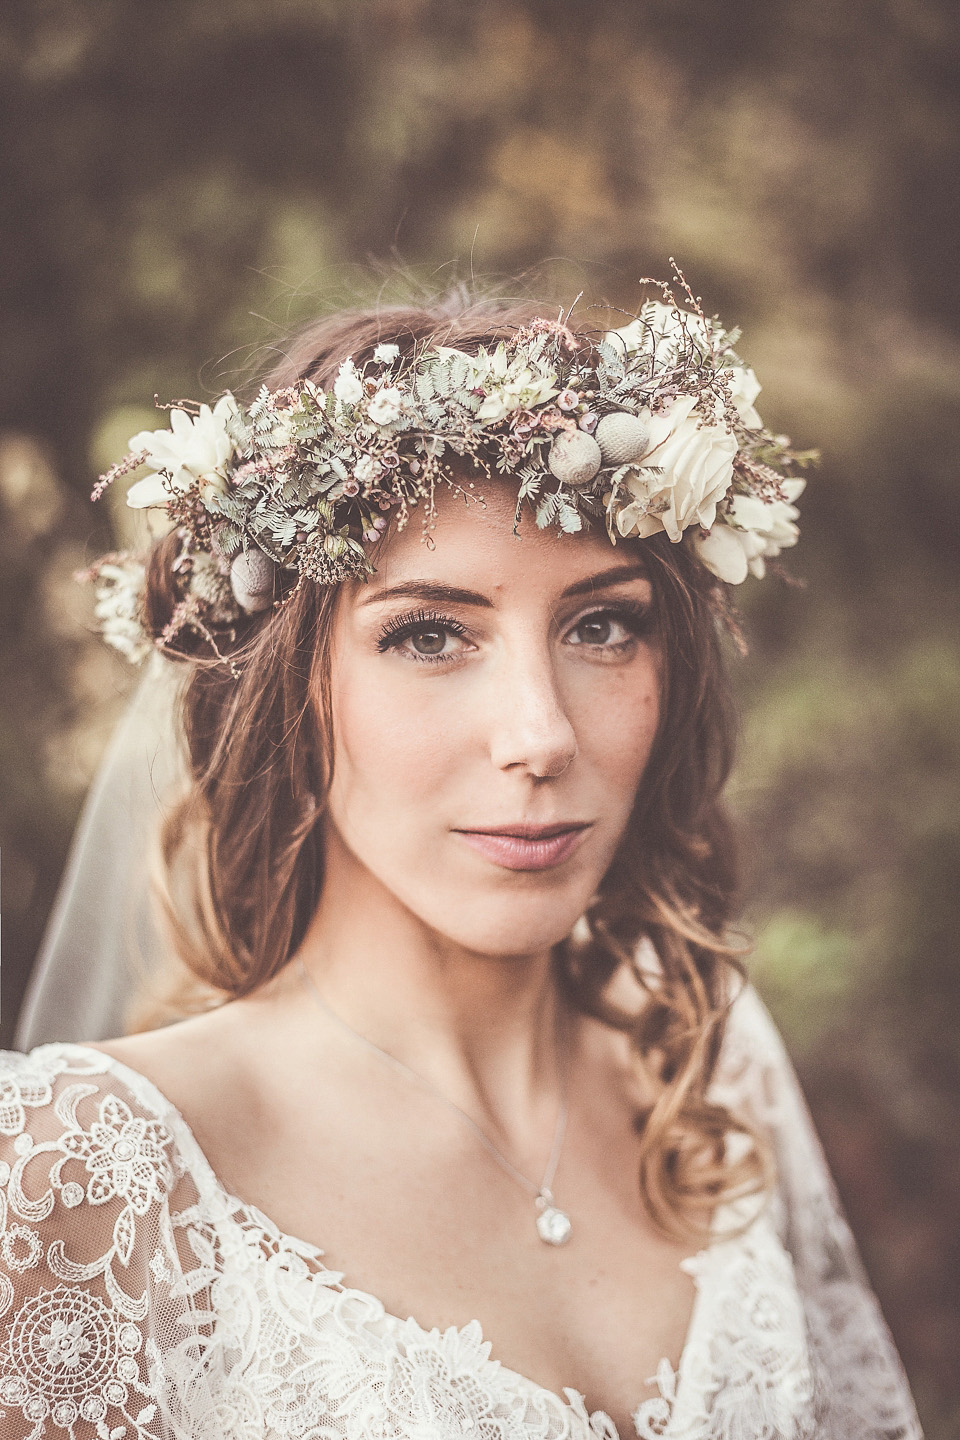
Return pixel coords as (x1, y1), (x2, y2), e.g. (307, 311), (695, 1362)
(0, 988), (922, 1440)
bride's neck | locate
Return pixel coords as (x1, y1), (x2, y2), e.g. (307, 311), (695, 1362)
(285, 854), (566, 1130)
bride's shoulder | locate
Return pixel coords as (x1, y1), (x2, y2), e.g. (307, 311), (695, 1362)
(720, 980), (788, 1065)
(0, 1039), (147, 1130)
(0, 1040), (201, 1291)
(0, 1040), (184, 1176)
(86, 1000), (252, 1118)
(0, 1003), (253, 1197)
(710, 980), (802, 1136)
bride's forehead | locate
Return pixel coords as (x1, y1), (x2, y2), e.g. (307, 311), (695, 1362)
(364, 485), (635, 595)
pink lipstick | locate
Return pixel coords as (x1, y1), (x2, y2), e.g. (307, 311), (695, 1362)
(453, 822), (592, 872)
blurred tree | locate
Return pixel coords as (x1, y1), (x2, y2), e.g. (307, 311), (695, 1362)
(1, 0), (958, 1429)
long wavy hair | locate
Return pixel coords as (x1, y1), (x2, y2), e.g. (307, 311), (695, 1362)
(136, 292), (771, 1239)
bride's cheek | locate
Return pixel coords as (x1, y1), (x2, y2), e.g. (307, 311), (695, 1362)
(591, 668), (661, 785)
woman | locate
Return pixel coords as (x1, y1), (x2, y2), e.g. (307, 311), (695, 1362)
(0, 286), (921, 1438)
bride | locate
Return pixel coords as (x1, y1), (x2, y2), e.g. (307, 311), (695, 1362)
(0, 285), (921, 1438)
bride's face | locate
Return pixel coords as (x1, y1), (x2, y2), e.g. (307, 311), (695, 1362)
(322, 486), (661, 956)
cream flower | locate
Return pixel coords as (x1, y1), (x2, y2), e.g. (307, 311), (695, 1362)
(354, 454), (383, 484)
(477, 370), (558, 422)
(614, 396), (737, 543)
(693, 523), (752, 584)
(333, 359), (364, 406)
(125, 395), (238, 509)
(92, 558), (151, 664)
(373, 343), (400, 363)
(265, 401), (304, 446)
(606, 302), (711, 362)
(366, 385), (406, 426)
(695, 480), (804, 583)
(726, 365), (763, 429)
(474, 345), (558, 423)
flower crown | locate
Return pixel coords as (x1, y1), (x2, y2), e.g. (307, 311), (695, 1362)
(89, 278), (814, 662)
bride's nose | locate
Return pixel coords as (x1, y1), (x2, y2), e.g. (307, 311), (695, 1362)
(487, 639), (578, 779)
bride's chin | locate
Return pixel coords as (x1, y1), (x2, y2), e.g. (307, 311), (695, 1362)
(421, 896), (589, 960)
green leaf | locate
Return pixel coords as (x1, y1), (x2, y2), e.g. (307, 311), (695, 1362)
(535, 492), (560, 529)
(556, 496), (584, 533)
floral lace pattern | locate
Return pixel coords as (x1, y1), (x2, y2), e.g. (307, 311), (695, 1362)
(0, 990), (923, 1439)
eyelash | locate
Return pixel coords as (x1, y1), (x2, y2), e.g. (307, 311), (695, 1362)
(376, 609), (471, 663)
(572, 599), (655, 647)
(376, 601), (654, 665)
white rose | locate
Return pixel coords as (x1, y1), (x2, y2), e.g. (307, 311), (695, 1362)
(726, 366), (763, 429)
(730, 485), (803, 576)
(125, 394), (239, 509)
(367, 385), (406, 426)
(614, 396), (737, 543)
(373, 343), (400, 363)
(333, 359), (364, 406)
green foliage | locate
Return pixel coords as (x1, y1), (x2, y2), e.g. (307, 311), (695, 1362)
(749, 909), (855, 1054)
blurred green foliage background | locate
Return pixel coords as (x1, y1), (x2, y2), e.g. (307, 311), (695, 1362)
(1, 0), (958, 1430)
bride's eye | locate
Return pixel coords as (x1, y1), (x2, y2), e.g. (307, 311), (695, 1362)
(377, 610), (472, 664)
(565, 603), (653, 651)
(408, 627), (447, 656)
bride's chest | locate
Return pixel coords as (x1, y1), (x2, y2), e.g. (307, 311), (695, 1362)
(193, 1201), (816, 1440)
(215, 1140), (700, 1432)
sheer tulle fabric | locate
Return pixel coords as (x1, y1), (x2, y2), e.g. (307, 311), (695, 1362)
(15, 656), (184, 1050)
(0, 989), (921, 1439)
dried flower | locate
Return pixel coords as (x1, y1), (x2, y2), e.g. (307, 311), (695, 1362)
(367, 386), (406, 426)
(355, 455), (383, 485)
(333, 359), (364, 406)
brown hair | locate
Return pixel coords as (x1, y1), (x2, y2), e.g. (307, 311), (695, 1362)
(138, 293), (770, 1238)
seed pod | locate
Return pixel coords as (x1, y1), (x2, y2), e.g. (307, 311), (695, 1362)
(595, 410), (652, 465)
(230, 547), (276, 613)
(547, 429), (602, 489)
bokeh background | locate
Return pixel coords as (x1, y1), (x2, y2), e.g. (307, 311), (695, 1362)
(1, 0), (958, 1430)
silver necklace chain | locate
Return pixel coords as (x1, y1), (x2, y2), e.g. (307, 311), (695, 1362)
(296, 958), (574, 1245)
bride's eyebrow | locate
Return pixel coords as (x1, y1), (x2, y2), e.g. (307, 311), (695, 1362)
(360, 582), (494, 609)
(361, 565), (650, 611)
(561, 563), (649, 598)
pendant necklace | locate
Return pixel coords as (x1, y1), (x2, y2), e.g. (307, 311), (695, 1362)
(297, 958), (573, 1246)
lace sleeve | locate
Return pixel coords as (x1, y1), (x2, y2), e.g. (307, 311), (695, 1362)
(713, 986), (923, 1440)
(0, 1045), (220, 1440)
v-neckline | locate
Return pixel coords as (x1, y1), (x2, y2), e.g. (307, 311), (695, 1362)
(59, 1040), (731, 1438)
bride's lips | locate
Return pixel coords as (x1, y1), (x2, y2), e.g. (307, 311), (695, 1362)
(453, 822), (592, 871)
